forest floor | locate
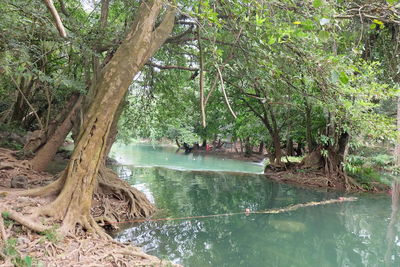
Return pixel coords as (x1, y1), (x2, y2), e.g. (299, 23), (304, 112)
(0, 148), (178, 267)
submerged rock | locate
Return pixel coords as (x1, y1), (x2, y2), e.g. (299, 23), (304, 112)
(269, 220), (306, 233)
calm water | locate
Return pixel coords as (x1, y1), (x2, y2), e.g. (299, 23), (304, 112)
(111, 144), (399, 267)
(110, 143), (263, 173)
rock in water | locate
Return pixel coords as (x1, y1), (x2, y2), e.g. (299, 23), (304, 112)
(269, 220), (306, 233)
(11, 175), (28, 189)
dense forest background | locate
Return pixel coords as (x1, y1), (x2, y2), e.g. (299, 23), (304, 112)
(1, 0), (399, 185)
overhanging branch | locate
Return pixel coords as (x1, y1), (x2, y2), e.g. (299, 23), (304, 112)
(146, 62), (198, 71)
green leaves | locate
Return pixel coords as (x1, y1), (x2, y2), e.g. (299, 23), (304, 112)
(386, 0), (398, 5)
(318, 30), (329, 41)
(313, 0), (323, 8)
(339, 71), (349, 85)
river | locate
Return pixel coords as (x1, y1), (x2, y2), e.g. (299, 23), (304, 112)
(110, 143), (400, 266)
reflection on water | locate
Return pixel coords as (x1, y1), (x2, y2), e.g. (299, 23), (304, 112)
(112, 166), (399, 267)
(110, 143), (263, 173)
(385, 181), (400, 266)
(110, 144), (400, 266)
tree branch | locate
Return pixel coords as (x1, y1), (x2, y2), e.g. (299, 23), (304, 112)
(216, 66), (237, 119)
(146, 62), (198, 71)
(43, 0), (67, 38)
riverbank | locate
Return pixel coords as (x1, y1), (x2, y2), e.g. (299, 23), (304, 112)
(140, 142), (391, 192)
(0, 148), (177, 266)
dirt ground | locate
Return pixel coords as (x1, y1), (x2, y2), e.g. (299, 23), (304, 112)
(0, 148), (179, 267)
(264, 166), (390, 193)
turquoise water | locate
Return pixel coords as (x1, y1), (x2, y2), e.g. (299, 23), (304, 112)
(111, 144), (399, 266)
(110, 143), (264, 173)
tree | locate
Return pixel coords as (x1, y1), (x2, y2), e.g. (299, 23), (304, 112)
(18, 0), (176, 237)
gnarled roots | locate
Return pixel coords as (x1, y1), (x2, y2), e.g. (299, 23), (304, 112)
(7, 166), (154, 239)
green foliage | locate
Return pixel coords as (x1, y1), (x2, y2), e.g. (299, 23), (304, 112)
(0, 0), (397, 186)
(3, 238), (34, 267)
(0, 140), (23, 150)
(40, 225), (60, 243)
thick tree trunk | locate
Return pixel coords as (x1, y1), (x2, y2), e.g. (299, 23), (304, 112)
(24, 1), (175, 236)
(395, 97), (400, 166)
(272, 133), (282, 165)
(96, 99), (154, 224)
(30, 96), (82, 172)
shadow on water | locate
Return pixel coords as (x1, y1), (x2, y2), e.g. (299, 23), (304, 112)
(109, 144), (400, 267)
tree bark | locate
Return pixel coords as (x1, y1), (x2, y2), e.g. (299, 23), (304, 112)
(258, 141), (264, 154)
(197, 23), (206, 128)
(244, 137), (252, 157)
(305, 102), (315, 152)
(27, 0), (176, 236)
(43, 0), (67, 38)
(30, 96), (82, 172)
(272, 133), (282, 165)
(175, 138), (181, 148)
(287, 138), (294, 157)
(395, 97), (400, 166)
(100, 0), (110, 28)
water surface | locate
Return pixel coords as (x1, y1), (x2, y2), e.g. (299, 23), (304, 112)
(110, 143), (263, 173)
(111, 144), (399, 266)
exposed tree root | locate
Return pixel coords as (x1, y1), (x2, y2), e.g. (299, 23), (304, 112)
(0, 193), (177, 266)
(13, 173), (64, 197)
(0, 148), (55, 189)
(2, 209), (49, 233)
(0, 213), (7, 243)
(94, 167), (155, 226)
(1, 163), (155, 240)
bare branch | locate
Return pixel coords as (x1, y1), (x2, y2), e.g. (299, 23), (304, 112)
(43, 0), (67, 38)
(216, 66), (237, 119)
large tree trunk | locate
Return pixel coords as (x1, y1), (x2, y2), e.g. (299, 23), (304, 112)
(22, 0), (175, 237)
(95, 98), (154, 226)
(29, 96), (82, 172)
(395, 97), (400, 166)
